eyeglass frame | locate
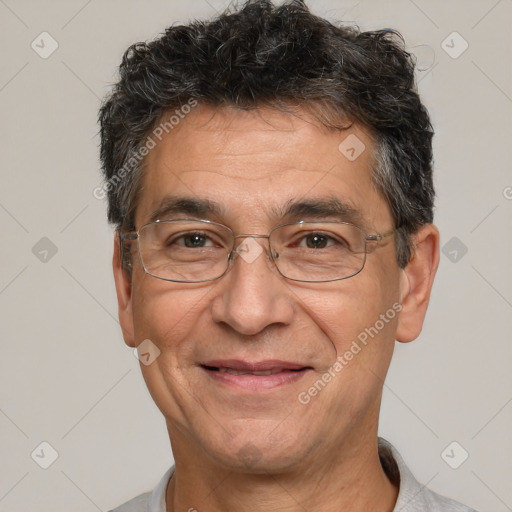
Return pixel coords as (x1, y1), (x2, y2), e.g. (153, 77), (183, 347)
(120, 218), (396, 283)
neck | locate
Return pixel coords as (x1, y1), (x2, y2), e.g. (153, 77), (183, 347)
(165, 430), (398, 512)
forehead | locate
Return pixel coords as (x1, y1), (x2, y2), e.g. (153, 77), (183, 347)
(136, 105), (392, 230)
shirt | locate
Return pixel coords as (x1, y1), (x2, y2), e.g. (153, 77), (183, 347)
(109, 438), (478, 512)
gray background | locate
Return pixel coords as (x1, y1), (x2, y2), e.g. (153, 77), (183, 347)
(1, 0), (511, 510)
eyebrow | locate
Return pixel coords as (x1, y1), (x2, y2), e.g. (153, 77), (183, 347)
(148, 196), (225, 223)
(148, 195), (365, 227)
(275, 198), (365, 226)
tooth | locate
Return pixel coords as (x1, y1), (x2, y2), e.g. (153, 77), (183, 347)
(253, 370), (272, 376)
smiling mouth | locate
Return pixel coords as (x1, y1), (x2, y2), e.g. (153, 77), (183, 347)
(202, 365), (308, 376)
(199, 361), (312, 390)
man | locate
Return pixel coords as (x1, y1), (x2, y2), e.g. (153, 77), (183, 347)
(99, 1), (477, 510)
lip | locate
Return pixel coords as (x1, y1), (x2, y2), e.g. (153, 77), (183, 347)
(200, 359), (312, 391)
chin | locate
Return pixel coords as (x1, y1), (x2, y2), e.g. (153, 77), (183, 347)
(215, 446), (305, 474)
(200, 420), (313, 474)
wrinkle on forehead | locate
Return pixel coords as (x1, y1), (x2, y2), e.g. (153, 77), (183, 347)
(137, 104), (392, 232)
(151, 105), (346, 163)
(146, 104), (372, 178)
(175, 166), (338, 181)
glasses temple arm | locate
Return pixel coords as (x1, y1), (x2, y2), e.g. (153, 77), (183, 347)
(366, 228), (396, 243)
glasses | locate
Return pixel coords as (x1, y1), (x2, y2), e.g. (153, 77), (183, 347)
(121, 219), (395, 283)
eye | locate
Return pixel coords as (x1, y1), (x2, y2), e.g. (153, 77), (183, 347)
(303, 233), (329, 249)
(168, 231), (216, 248)
(297, 232), (346, 249)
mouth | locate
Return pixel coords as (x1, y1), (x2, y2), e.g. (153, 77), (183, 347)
(200, 360), (313, 391)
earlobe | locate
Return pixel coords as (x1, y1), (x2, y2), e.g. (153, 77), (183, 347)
(113, 233), (136, 347)
(395, 224), (440, 343)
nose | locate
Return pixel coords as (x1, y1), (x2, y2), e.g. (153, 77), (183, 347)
(210, 236), (294, 336)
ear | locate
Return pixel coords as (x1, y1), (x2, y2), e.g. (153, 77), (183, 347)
(113, 233), (136, 347)
(395, 224), (440, 343)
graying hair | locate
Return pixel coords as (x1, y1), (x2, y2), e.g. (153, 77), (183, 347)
(99, 0), (435, 269)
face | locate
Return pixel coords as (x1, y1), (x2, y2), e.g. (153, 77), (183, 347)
(114, 105), (436, 474)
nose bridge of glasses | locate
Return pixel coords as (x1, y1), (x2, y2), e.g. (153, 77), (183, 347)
(233, 233), (270, 240)
(231, 233), (277, 264)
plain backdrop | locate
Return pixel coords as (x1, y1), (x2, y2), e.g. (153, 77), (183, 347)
(1, 0), (511, 510)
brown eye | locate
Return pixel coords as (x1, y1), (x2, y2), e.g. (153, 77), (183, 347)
(167, 231), (215, 248)
(182, 233), (209, 248)
(304, 234), (329, 249)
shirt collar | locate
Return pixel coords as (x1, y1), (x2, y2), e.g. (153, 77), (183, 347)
(149, 467), (173, 512)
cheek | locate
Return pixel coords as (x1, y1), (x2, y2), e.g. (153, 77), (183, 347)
(131, 274), (212, 357)
(130, 279), (215, 419)
(338, 258), (401, 376)
(305, 271), (401, 420)
(293, 268), (400, 358)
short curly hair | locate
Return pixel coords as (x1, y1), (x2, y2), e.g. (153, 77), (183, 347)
(98, 0), (434, 267)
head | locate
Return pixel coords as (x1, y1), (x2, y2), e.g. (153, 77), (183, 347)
(99, 0), (439, 473)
